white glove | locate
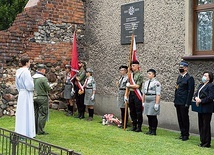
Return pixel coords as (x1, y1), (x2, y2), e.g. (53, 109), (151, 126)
(142, 103), (145, 107)
(70, 88), (75, 96)
(49, 83), (57, 89)
(154, 104), (159, 111)
(124, 96), (128, 102)
(90, 94), (95, 100)
(126, 82), (130, 87)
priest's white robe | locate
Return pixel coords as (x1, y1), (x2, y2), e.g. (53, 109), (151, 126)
(15, 68), (36, 138)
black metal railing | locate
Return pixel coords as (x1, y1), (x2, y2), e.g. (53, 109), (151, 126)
(0, 127), (81, 155)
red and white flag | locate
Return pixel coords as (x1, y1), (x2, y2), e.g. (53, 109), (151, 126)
(132, 36), (137, 62)
(130, 35), (142, 101)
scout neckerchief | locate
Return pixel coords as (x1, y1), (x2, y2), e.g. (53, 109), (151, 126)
(130, 72), (142, 101)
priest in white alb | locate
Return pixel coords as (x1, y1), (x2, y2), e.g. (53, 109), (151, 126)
(15, 56), (36, 138)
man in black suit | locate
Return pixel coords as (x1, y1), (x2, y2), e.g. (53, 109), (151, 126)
(174, 61), (195, 141)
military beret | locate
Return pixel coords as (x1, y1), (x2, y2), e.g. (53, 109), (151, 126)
(179, 61), (188, 67)
(119, 65), (128, 70)
(86, 68), (93, 73)
(79, 60), (87, 66)
(65, 64), (71, 68)
(37, 64), (47, 69)
(131, 61), (139, 64)
(147, 69), (156, 75)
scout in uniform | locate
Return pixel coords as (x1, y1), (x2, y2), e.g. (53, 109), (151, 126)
(74, 61), (86, 119)
(174, 61), (195, 141)
(33, 64), (51, 135)
(142, 69), (161, 135)
(84, 68), (96, 121)
(63, 64), (75, 116)
(117, 65), (128, 128)
(125, 61), (143, 132)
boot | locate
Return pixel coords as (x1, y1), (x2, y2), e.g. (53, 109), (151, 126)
(131, 125), (137, 131)
(150, 128), (156, 135)
(75, 112), (81, 118)
(135, 125), (142, 132)
(79, 112), (85, 119)
(145, 127), (152, 135)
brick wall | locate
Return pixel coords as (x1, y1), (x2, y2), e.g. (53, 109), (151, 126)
(0, 0), (86, 80)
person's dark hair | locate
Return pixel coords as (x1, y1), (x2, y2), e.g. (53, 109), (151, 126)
(20, 57), (30, 66)
(203, 71), (213, 83)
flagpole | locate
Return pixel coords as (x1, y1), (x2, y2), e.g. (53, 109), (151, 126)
(124, 24), (135, 130)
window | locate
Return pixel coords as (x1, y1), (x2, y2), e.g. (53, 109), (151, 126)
(193, 0), (214, 55)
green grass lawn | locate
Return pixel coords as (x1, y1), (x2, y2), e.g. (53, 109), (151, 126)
(0, 109), (213, 155)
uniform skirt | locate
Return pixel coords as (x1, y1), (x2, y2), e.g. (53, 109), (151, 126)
(144, 95), (160, 115)
(84, 88), (95, 105)
(117, 90), (126, 108)
(63, 84), (74, 99)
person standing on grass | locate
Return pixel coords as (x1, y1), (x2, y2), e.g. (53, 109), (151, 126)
(142, 69), (161, 135)
(194, 71), (214, 148)
(84, 68), (96, 121)
(33, 64), (51, 135)
(174, 61), (195, 141)
(117, 65), (128, 128)
(124, 61), (144, 132)
(63, 64), (75, 116)
(74, 61), (86, 119)
(15, 56), (36, 138)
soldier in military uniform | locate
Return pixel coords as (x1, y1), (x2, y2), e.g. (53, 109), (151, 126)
(174, 61), (195, 141)
(125, 61), (143, 132)
(142, 69), (161, 135)
(74, 61), (86, 119)
(84, 68), (96, 121)
(117, 65), (128, 128)
(33, 64), (51, 135)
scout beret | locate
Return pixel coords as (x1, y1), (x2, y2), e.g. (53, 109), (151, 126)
(119, 65), (128, 70)
(37, 64), (47, 69)
(179, 61), (188, 67)
(86, 68), (93, 73)
(65, 64), (71, 68)
(147, 69), (156, 75)
(131, 61), (139, 64)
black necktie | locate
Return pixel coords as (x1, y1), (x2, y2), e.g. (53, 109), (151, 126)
(146, 80), (151, 94)
(119, 77), (124, 87)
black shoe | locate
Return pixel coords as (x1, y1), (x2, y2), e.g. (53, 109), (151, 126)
(131, 126), (137, 131)
(150, 131), (156, 135)
(38, 132), (49, 135)
(65, 111), (73, 116)
(135, 128), (142, 132)
(87, 117), (93, 121)
(198, 143), (211, 148)
(145, 129), (152, 135)
(79, 115), (85, 119)
(182, 136), (189, 141)
(75, 113), (81, 118)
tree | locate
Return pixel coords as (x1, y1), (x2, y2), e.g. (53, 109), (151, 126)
(0, 0), (28, 30)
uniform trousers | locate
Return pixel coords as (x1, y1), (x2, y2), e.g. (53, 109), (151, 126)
(75, 85), (85, 116)
(34, 96), (49, 134)
(198, 113), (212, 146)
(147, 115), (158, 129)
(175, 105), (189, 137)
(128, 91), (143, 127)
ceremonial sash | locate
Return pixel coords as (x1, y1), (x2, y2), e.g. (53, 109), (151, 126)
(130, 73), (142, 101)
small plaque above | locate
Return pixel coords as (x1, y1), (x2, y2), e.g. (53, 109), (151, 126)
(121, 1), (144, 45)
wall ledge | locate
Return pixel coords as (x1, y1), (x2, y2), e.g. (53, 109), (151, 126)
(182, 55), (214, 60)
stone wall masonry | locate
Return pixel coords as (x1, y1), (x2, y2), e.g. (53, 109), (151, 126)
(0, 0), (86, 116)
